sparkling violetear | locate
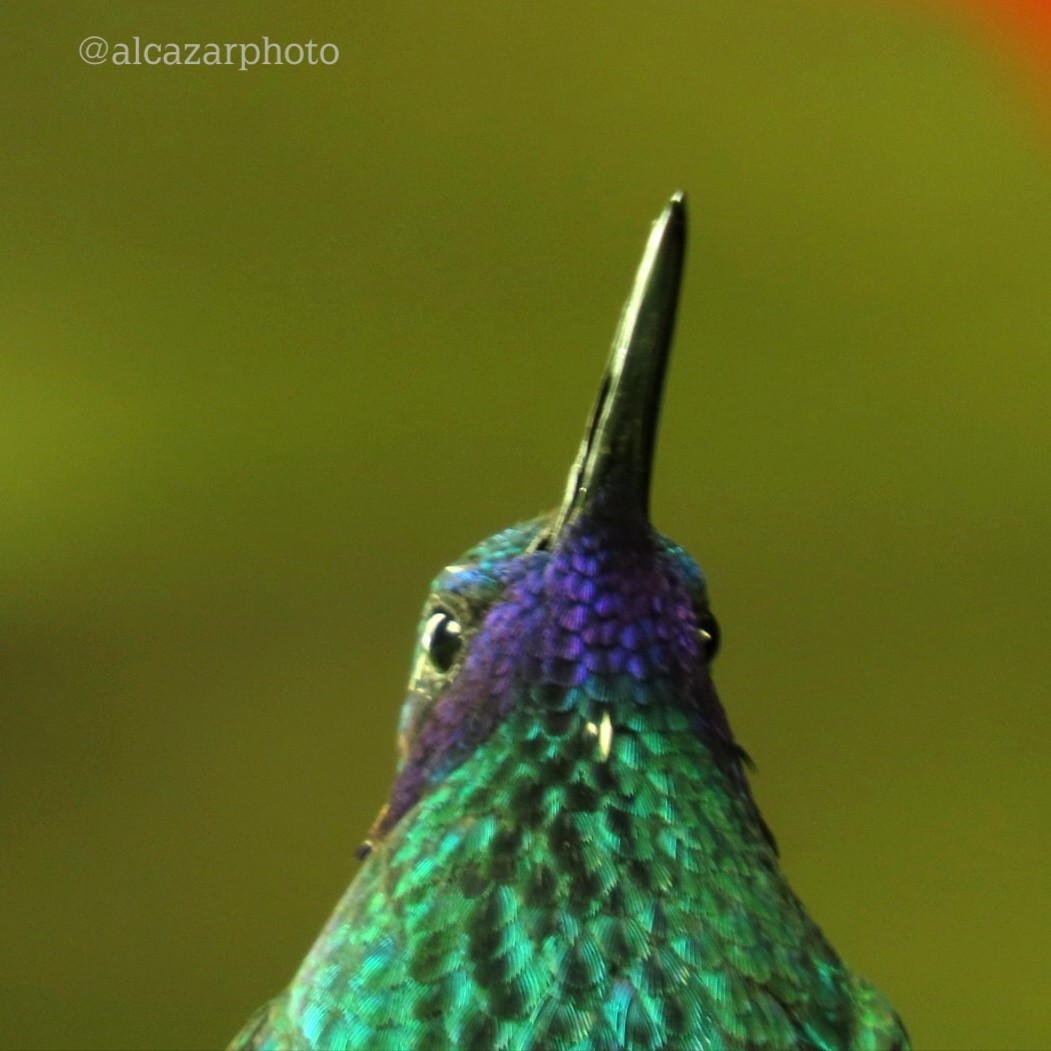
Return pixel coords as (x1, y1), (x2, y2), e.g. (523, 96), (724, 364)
(230, 194), (909, 1051)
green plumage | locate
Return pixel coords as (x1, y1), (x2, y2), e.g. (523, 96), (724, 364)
(237, 679), (905, 1050)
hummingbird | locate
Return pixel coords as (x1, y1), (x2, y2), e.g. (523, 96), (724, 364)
(230, 194), (909, 1051)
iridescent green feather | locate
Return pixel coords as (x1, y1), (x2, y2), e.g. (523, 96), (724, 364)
(234, 684), (907, 1050)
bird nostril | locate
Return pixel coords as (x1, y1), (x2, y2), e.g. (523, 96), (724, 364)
(529, 531), (553, 553)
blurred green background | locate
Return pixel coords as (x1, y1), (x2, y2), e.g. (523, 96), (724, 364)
(1, 2), (1048, 1049)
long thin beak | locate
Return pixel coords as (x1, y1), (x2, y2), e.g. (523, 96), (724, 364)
(552, 192), (687, 538)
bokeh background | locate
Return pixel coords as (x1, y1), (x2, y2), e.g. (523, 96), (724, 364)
(2, 3), (1049, 1049)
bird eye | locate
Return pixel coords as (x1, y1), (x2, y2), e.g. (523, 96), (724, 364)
(696, 608), (720, 662)
(422, 609), (463, 673)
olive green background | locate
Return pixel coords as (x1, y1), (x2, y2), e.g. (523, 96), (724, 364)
(2, 2), (1048, 1049)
